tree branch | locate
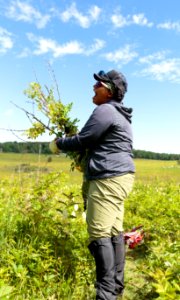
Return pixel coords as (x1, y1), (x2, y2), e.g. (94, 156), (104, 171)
(11, 101), (56, 135)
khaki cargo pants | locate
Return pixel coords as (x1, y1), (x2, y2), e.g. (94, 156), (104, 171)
(86, 173), (134, 242)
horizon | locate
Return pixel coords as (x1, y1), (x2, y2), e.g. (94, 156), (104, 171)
(0, 140), (179, 156)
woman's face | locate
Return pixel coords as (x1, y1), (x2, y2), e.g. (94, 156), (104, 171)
(93, 82), (113, 106)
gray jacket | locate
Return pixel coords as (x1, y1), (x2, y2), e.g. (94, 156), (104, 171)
(56, 100), (135, 180)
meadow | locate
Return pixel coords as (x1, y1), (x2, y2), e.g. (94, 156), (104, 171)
(1, 152), (180, 183)
(0, 152), (179, 299)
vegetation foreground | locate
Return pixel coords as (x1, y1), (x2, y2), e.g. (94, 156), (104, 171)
(0, 153), (179, 299)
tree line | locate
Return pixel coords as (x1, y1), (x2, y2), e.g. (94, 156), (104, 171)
(0, 141), (179, 161)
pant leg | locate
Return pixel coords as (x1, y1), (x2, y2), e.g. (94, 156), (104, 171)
(86, 174), (134, 299)
(111, 173), (135, 236)
(86, 174), (135, 241)
(88, 237), (117, 300)
(111, 233), (125, 296)
(86, 178), (118, 241)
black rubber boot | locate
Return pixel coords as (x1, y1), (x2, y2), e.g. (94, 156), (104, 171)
(88, 237), (117, 300)
(111, 233), (125, 297)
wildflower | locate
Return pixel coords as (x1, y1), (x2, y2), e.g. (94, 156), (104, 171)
(164, 261), (171, 267)
(74, 204), (78, 211)
(71, 211), (76, 217)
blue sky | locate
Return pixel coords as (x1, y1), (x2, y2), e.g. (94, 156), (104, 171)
(0, 0), (180, 154)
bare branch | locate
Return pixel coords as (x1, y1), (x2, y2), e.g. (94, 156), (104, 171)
(0, 128), (27, 142)
(0, 128), (25, 132)
(10, 130), (27, 142)
(11, 101), (56, 135)
(47, 61), (61, 101)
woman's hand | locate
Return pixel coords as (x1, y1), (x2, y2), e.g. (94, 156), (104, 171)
(49, 139), (61, 154)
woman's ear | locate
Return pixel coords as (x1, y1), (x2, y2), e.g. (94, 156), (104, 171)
(107, 90), (113, 98)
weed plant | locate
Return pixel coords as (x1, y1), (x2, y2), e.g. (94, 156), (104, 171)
(0, 155), (179, 299)
(0, 172), (95, 299)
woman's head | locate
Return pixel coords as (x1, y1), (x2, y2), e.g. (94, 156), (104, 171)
(93, 70), (128, 102)
(93, 81), (113, 105)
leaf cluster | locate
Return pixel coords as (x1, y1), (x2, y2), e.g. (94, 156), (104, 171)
(24, 82), (79, 139)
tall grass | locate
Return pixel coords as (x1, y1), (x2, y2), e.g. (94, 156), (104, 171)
(0, 153), (179, 299)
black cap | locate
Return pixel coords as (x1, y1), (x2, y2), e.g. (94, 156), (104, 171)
(93, 70), (128, 101)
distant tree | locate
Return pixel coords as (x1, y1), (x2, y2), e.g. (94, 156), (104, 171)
(1, 142), (179, 161)
(133, 149), (180, 161)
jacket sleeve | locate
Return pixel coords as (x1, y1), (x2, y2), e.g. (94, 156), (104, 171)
(56, 104), (114, 151)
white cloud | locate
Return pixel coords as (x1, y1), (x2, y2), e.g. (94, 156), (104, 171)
(0, 27), (13, 53)
(132, 14), (153, 27)
(60, 2), (101, 28)
(85, 39), (105, 55)
(88, 5), (101, 21)
(5, 0), (50, 29)
(27, 33), (105, 58)
(111, 12), (153, 28)
(111, 14), (128, 28)
(103, 44), (138, 66)
(34, 38), (84, 57)
(139, 51), (168, 64)
(139, 52), (180, 83)
(157, 21), (180, 32)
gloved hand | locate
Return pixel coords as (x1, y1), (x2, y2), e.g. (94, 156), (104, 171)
(49, 139), (61, 154)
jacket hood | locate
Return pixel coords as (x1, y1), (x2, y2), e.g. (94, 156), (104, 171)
(109, 100), (133, 123)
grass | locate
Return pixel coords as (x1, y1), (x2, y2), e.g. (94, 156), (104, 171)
(0, 152), (179, 299)
(134, 159), (180, 183)
(0, 152), (83, 185)
(0, 152), (179, 183)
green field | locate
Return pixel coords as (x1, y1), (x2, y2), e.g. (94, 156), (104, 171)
(0, 153), (179, 299)
(0, 152), (179, 183)
(0, 153), (83, 184)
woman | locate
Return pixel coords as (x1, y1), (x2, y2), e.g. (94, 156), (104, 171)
(50, 69), (135, 299)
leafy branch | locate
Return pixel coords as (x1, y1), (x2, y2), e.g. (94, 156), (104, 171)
(11, 100), (56, 136)
(23, 82), (79, 139)
(15, 80), (86, 171)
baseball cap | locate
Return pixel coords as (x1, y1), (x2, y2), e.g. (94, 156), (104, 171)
(93, 70), (128, 101)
